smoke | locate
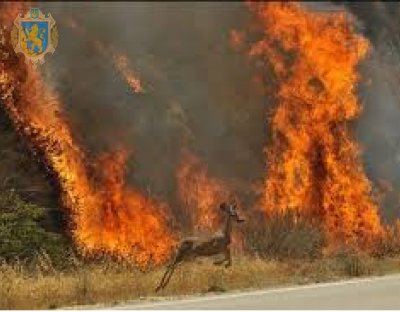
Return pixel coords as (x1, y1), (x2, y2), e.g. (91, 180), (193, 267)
(35, 1), (400, 225)
(291, 2), (400, 222)
(342, 2), (400, 221)
(36, 2), (266, 224)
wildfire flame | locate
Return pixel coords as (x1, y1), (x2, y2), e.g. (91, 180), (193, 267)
(177, 147), (230, 234)
(113, 54), (144, 94)
(0, 3), (175, 265)
(63, 16), (144, 94)
(76, 148), (175, 264)
(176, 147), (244, 249)
(230, 29), (245, 51)
(2, 2), (398, 262)
(241, 2), (384, 250)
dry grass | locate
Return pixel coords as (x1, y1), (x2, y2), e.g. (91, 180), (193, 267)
(241, 212), (325, 260)
(1, 254), (399, 310)
(1, 211), (400, 310)
(1, 212), (399, 309)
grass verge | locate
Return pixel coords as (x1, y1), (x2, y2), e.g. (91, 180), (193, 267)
(0, 254), (399, 309)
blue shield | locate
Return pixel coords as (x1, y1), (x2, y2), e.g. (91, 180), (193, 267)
(21, 21), (48, 55)
(30, 8), (39, 19)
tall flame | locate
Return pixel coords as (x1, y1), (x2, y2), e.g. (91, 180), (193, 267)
(242, 2), (384, 250)
(0, 3), (175, 265)
(76, 148), (175, 264)
(177, 147), (230, 233)
(2, 2), (397, 261)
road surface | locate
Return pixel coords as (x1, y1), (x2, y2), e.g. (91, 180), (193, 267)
(114, 274), (400, 310)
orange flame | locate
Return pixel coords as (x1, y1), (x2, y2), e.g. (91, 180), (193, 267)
(230, 30), (245, 51)
(242, 2), (384, 250)
(0, 3), (175, 265)
(76, 148), (175, 264)
(177, 147), (230, 233)
(113, 54), (144, 94)
(396, 219), (400, 239)
(63, 16), (144, 94)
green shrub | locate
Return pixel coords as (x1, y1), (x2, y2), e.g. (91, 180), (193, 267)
(0, 190), (68, 263)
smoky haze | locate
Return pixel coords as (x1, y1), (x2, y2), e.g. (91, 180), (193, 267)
(343, 2), (400, 222)
(38, 2), (266, 219)
(37, 2), (400, 222)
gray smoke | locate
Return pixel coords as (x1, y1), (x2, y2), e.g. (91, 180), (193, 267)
(303, 2), (400, 221)
(343, 2), (400, 221)
(36, 2), (400, 222)
(37, 2), (266, 217)
(278, 1), (400, 222)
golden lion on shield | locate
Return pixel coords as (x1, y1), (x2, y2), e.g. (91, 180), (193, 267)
(22, 24), (46, 54)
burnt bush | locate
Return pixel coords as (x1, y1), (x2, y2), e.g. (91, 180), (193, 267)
(241, 211), (325, 260)
(372, 222), (400, 258)
(332, 247), (373, 277)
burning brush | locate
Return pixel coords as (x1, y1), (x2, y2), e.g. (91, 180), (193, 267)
(240, 2), (385, 250)
(0, 1), (399, 267)
(0, 2), (176, 266)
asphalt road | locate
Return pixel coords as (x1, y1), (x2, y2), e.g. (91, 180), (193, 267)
(114, 274), (400, 310)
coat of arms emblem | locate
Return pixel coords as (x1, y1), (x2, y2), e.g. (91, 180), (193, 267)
(10, 8), (58, 70)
